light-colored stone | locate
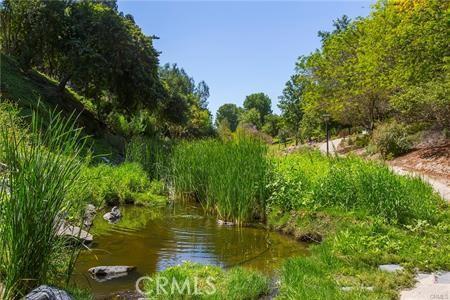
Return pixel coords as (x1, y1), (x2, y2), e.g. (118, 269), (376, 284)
(401, 272), (450, 300)
(379, 264), (404, 273)
(103, 206), (121, 223)
(83, 204), (96, 229)
(25, 285), (72, 300)
(217, 219), (235, 226)
(88, 266), (136, 282)
(56, 221), (93, 244)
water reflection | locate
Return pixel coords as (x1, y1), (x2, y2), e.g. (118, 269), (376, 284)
(73, 204), (307, 298)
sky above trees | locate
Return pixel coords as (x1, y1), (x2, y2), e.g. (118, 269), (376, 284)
(118, 1), (373, 116)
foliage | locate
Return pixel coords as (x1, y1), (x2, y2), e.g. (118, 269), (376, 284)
(67, 162), (164, 207)
(0, 0), (162, 112)
(272, 208), (450, 299)
(238, 108), (261, 129)
(278, 74), (304, 144)
(267, 150), (443, 224)
(261, 114), (281, 137)
(158, 64), (214, 138)
(215, 103), (241, 132)
(282, 0), (449, 141)
(143, 262), (269, 300)
(391, 79), (450, 129)
(372, 120), (412, 159)
(243, 93), (272, 125)
(0, 109), (87, 298)
(126, 136), (173, 180)
(171, 136), (268, 223)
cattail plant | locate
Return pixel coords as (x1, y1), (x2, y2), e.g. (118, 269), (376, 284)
(0, 109), (87, 298)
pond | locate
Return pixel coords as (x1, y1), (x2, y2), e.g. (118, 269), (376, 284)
(72, 203), (308, 298)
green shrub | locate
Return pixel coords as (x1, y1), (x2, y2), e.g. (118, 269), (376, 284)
(68, 162), (156, 207)
(171, 136), (268, 223)
(372, 121), (412, 158)
(268, 150), (443, 224)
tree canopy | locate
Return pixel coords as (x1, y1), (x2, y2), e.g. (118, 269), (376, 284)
(281, 0), (449, 140)
(243, 93), (272, 125)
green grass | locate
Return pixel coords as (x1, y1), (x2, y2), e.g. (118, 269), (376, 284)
(0, 108), (87, 298)
(143, 262), (269, 299)
(171, 135), (268, 223)
(270, 208), (450, 299)
(1, 54), (123, 160)
(67, 162), (167, 208)
(267, 150), (449, 299)
(268, 150), (444, 224)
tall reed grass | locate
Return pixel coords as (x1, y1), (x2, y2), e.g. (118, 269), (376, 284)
(126, 136), (173, 180)
(0, 109), (86, 298)
(171, 135), (268, 223)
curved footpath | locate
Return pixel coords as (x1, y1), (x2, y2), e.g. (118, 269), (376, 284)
(317, 138), (450, 299)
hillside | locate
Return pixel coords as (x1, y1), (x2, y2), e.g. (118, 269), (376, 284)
(0, 54), (125, 159)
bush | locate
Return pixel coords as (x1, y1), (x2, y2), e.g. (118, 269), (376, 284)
(372, 120), (412, 158)
(68, 162), (159, 207)
(0, 109), (86, 298)
(268, 150), (443, 224)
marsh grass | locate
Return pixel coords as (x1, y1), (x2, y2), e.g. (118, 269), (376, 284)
(126, 136), (173, 180)
(171, 135), (268, 223)
(0, 109), (87, 298)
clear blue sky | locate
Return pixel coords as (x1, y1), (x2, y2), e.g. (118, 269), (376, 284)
(118, 1), (373, 116)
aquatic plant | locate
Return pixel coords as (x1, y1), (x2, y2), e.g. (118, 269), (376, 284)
(0, 109), (86, 298)
(126, 136), (173, 180)
(171, 135), (268, 223)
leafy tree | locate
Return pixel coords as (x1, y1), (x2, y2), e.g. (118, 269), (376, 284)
(262, 114), (281, 137)
(243, 93), (272, 124)
(278, 73), (304, 144)
(158, 64), (213, 138)
(196, 81), (210, 110)
(239, 108), (261, 129)
(215, 103), (241, 131)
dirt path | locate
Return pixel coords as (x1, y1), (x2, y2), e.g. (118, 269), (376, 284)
(317, 138), (450, 202)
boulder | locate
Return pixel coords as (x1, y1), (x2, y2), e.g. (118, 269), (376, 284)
(0, 162), (7, 173)
(56, 221), (93, 245)
(83, 204), (97, 229)
(88, 266), (136, 282)
(25, 285), (72, 300)
(379, 264), (404, 273)
(217, 219), (235, 226)
(103, 206), (121, 223)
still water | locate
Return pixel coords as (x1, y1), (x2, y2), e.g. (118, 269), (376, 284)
(72, 204), (308, 298)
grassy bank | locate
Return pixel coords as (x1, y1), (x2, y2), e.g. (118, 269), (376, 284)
(266, 150), (449, 299)
(143, 262), (269, 299)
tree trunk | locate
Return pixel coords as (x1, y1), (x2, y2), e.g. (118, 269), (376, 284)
(58, 74), (71, 92)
